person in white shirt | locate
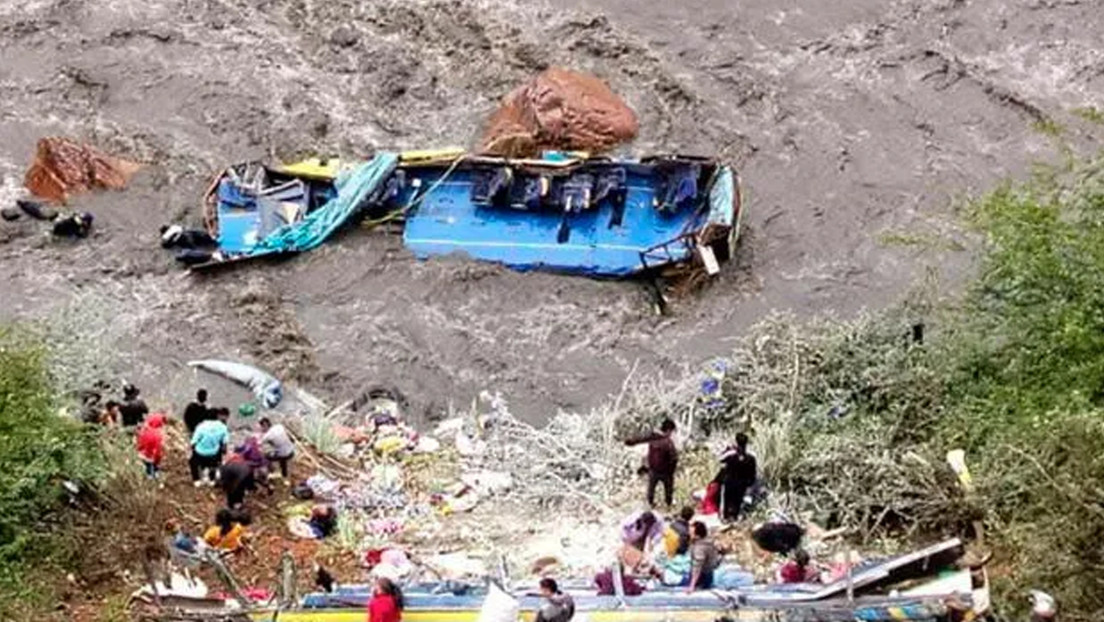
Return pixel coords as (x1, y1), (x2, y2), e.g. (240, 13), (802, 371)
(258, 417), (295, 480)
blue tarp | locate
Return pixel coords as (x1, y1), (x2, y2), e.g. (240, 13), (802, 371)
(248, 153), (399, 255)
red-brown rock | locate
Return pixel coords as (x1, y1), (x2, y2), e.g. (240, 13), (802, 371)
(479, 68), (638, 157)
(24, 137), (141, 203)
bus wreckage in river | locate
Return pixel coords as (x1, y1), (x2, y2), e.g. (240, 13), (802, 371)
(181, 149), (742, 280)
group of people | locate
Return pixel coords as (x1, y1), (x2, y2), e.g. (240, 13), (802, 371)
(114, 385), (300, 519)
(627, 419), (759, 522)
(181, 389), (297, 509)
(618, 507), (722, 592)
(82, 382), (152, 429)
(618, 420), (823, 592)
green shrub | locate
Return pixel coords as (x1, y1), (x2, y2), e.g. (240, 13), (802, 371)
(0, 328), (108, 611)
(651, 158), (1104, 619)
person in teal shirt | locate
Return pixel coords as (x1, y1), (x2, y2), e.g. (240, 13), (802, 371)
(190, 409), (229, 486)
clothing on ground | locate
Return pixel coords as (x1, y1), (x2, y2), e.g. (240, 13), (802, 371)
(52, 212), (93, 238)
(309, 505), (338, 539)
(367, 593), (402, 622)
(535, 593), (575, 622)
(192, 419), (229, 457)
(136, 413), (166, 465)
(261, 423), (295, 458)
(779, 560), (820, 584)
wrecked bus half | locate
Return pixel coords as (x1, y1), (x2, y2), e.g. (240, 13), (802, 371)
(190, 150), (741, 279)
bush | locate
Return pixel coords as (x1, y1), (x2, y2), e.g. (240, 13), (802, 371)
(0, 328), (108, 610)
(632, 158), (1104, 619)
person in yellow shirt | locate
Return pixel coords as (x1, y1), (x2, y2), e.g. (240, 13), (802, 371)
(663, 506), (695, 559)
(203, 508), (247, 552)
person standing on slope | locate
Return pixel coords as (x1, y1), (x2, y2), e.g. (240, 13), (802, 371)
(183, 388), (213, 434)
(119, 383), (149, 430)
(136, 413), (167, 480)
(625, 418), (679, 508)
(716, 432), (757, 521)
(190, 409), (229, 486)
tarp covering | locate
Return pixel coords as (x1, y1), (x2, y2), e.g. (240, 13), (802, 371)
(479, 68), (638, 158)
(188, 359), (282, 408)
(249, 153), (399, 255)
(24, 137), (141, 203)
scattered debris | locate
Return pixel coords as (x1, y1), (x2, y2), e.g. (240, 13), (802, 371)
(23, 137), (141, 203)
(51, 211), (94, 238)
(1030, 590), (1057, 620)
(17, 198), (57, 221)
(161, 224), (218, 264)
(479, 67), (639, 157)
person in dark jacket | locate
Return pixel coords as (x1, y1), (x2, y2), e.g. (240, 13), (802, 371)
(625, 418), (678, 508)
(218, 459), (271, 509)
(183, 388), (213, 434)
(535, 578), (575, 622)
(715, 432), (757, 521)
(119, 384), (149, 429)
(751, 520), (804, 555)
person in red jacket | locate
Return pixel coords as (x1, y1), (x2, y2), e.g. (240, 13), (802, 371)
(367, 577), (403, 622)
(136, 413), (167, 479)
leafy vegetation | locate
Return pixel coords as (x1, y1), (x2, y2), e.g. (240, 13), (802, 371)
(643, 158), (1104, 619)
(1031, 117), (1066, 137)
(0, 329), (110, 615)
(1073, 106), (1104, 125)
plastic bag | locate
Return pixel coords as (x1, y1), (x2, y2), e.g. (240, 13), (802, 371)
(477, 582), (519, 622)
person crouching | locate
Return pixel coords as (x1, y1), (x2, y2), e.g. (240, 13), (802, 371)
(203, 508), (247, 553)
(259, 417), (295, 481)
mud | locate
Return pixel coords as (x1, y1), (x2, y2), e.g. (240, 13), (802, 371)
(0, 0), (1101, 422)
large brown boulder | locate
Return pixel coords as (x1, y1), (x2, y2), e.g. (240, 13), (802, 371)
(479, 68), (638, 157)
(24, 137), (141, 203)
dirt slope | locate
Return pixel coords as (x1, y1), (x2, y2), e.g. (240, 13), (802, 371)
(0, 0), (1101, 421)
